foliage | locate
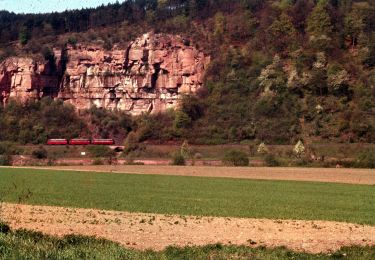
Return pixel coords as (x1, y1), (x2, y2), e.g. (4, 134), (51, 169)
(1, 228), (375, 259)
(171, 153), (186, 166)
(0, 98), (85, 144)
(264, 153), (281, 167)
(31, 146), (48, 159)
(92, 158), (104, 165)
(180, 140), (191, 158)
(257, 143), (269, 154)
(267, 13), (297, 53)
(307, 1), (333, 37)
(0, 154), (12, 166)
(123, 132), (141, 155)
(0, 0), (374, 145)
(222, 150), (249, 166)
(355, 149), (375, 168)
(0, 222), (10, 234)
(87, 146), (115, 158)
(293, 140), (306, 158)
(0, 142), (20, 156)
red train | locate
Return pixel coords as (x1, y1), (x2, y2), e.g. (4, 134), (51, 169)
(47, 139), (114, 145)
(47, 139), (68, 145)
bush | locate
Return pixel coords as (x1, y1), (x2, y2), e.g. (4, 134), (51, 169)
(0, 142), (20, 155)
(171, 153), (186, 166)
(87, 146), (115, 158)
(294, 158), (310, 167)
(264, 154), (280, 167)
(123, 132), (140, 154)
(31, 146), (48, 159)
(92, 158), (104, 165)
(0, 222), (10, 234)
(222, 150), (249, 166)
(0, 154), (12, 166)
(356, 149), (375, 168)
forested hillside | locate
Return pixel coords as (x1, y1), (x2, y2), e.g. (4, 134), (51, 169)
(0, 0), (374, 145)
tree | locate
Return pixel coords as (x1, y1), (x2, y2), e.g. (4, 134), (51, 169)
(174, 110), (191, 129)
(267, 13), (298, 53)
(289, 0), (314, 33)
(258, 55), (287, 95)
(180, 140), (190, 158)
(344, 8), (364, 48)
(257, 142), (269, 154)
(18, 26), (29, 45)
(227, 10), (258, 41)
(213, 12), (226, 43)
(307, 0), (333, 49)
(293, 140), (305, 158)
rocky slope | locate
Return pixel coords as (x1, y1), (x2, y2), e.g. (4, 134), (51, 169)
(0, 33), (210, 115)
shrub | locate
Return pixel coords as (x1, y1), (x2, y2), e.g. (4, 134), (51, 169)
(92, 158), (104, 165)
(356, 149), (375, 168)
(171, 153), (186, 166)
(31, 146), (48, 159)
(123, 132), (140, 154)
(222, 150), (249, 166)
(87, 146), (115, 158)
(293, 140), (305, 158)
(0, 222), (10, 234)
(0, 154), (12, 166)
(264, 154), (280, 167)
(0, 142), (20, 155)
(294, 158), (310, 167)
(257, 142), (269, 155)
(180, 140), (191, 158)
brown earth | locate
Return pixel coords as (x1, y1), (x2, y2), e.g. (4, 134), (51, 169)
(42, 165), (375, 185)
(1, 203), (374, 254)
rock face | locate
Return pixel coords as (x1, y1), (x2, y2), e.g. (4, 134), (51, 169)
(0, 33), (210, 115)
(0, 57), (58, 104)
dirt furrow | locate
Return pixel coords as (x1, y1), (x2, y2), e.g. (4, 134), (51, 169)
(1, 203), (374, 253)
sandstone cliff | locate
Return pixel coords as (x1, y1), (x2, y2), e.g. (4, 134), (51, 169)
(0, 33), (210, 115)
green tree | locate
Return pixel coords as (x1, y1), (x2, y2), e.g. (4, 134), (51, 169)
(344, 8), (364, 48)
(306, 0), (333, 49)
(174, 110), (191, 129)
(267, 13), (297, 53)
(18, 26), (29, 45)
(213, 12), (226, 43)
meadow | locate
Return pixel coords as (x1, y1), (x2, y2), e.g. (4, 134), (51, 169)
(0, 168), (374, 225)
(0, 229), (374, 260)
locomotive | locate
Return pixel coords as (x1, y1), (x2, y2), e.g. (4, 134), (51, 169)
(47, 139), (114, 145)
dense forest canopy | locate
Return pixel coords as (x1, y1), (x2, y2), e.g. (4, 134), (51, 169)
(0, 0), (374, 145)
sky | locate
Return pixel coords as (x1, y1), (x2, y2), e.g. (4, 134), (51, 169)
(0, 0), (122, 14)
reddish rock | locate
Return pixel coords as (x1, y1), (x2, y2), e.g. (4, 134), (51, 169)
(0, 32), (209, 115)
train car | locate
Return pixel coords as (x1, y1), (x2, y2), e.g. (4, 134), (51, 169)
(91, 139), (115, 145)
(47, 139), (68, 145)
(69, 139), (91, 145)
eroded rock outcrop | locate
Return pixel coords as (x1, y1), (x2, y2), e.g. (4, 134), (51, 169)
(0, 57), (58, 104)
(0, 33), (210, 115)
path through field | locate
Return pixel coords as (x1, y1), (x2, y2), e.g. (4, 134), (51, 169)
(1, 203), (374, 254)
(47, 165), (375, 185)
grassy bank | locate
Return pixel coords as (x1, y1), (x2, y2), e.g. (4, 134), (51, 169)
(0, 168), (374, 225)
(0, 227), (374, 260)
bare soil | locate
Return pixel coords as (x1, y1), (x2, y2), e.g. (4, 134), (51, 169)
(1, 203), (374, 253)
(43, 165), (375, 185)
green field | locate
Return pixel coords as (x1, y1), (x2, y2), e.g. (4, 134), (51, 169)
(0, 228), (374, 260)
(0, 168), (374, 225)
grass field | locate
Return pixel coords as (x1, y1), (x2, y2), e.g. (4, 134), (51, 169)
(0, 228), (374, 260)
(0, 168), (374, 225)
